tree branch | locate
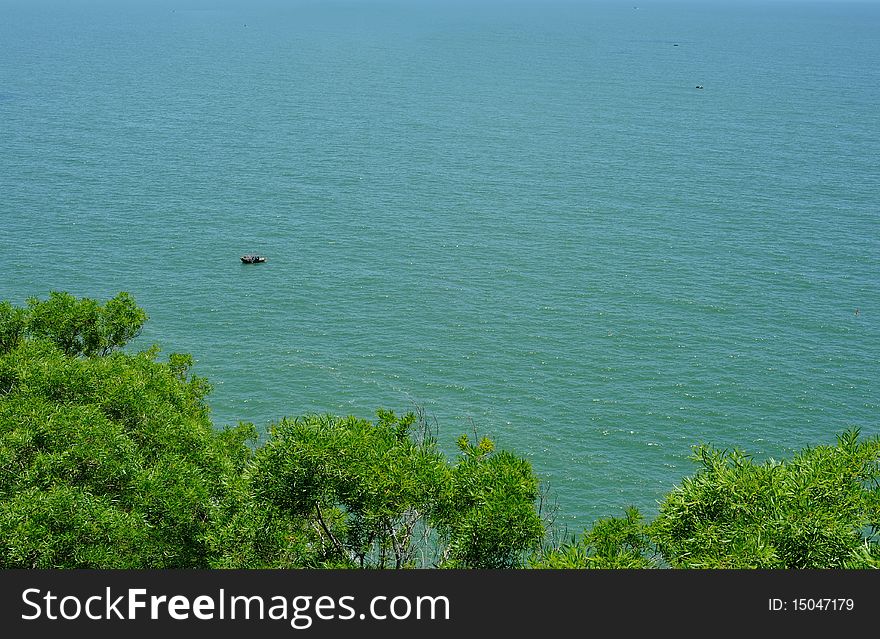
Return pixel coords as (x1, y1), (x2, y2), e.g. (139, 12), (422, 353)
(314, 502), (346, 560)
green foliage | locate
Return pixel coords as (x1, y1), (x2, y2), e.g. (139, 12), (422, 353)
(648, 430), (880, 568)
(433, 434), (545, 568)
(246, 410), (441, 568)
(0, 486), (151, 568)
(24, 291), (147, 358)
(530, 507), (657, 569)
(3, 291), (877, 570)
(0, 301), (27, 354)
(238, 412), (545, 568)
(1, 291), (547, 569)
(0, 293), (252, 568)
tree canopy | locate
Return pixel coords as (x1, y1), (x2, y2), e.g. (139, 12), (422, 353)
(1, 292), (545, 568)
(1, 291), (877, 569)
(0, 293), (252, 567)
(218, 411), (545, 568)
(532, 433), (880, 569)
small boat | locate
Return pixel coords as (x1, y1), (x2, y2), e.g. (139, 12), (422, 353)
(240, 254), (266, 264)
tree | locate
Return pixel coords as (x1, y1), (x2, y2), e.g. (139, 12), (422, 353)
(530, 506), (657, 569)
(0, 301), (27, 354)
(228, 412), (546, 569)
(433, 434), (546, 568)
(6, 291), (877, 570)
(0, 292), (254, 568)
(530, 431), (880, 569)
(24, 291), (148, 357)
(648, 430), (880, 568)
(2, 292), (546, 569)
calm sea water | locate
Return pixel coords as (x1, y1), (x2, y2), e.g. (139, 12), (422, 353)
(2, 0), (878, 527)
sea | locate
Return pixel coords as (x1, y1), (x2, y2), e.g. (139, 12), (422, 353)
(2, 0), (878, 529)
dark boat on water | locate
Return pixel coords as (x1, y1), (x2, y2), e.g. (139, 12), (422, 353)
(240, 254), (267, 264)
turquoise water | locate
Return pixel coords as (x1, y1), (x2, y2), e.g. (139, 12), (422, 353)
(2, 0), (878, 527)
